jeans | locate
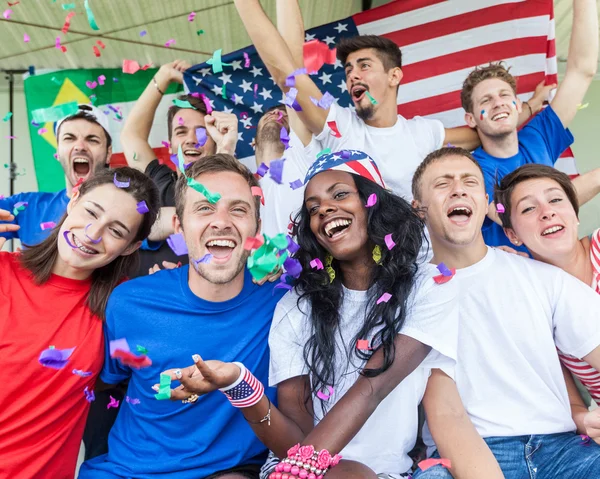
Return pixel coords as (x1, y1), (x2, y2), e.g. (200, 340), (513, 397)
(413, 433), (600, 479)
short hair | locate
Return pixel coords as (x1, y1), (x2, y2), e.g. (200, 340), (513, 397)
(336, 35), (402, 71)
(174, 153), (260, 227)
(167, 94), (208, 141)
(494, 164), (579, 230)
(57, 110), (112, 148)
(461, 62), (517, 113)
(412, 147), (484, 201)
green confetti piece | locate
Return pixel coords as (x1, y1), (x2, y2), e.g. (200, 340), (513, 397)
(196, 29), (204, 35)
(32, 102), (79, 123)
(187, 177), (221, 204)
(89, 94), (98, 106)
(172, 98), (196, 109)
(270, 233), (289, 251)
(317, 147), (331, 158)
(205, 49), (233, 74)
(62, 3), (75, 9)
(154, 373), (172, 401)
(84, 0), (100, 30)
(365, 91), (378, 105)
(136, 345), (148, 355)
(247, 234), (289, 282)
(133, 152), (138, 161)
(13, 204), (27, 216)
(2, 112), (12, 122)
(221, 84), (226, 99)
(51, 76), (62, 85)
(176, 144), (187, 174)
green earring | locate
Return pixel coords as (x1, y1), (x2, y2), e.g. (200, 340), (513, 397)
(325, 254), (335, 283)
(372, 245), (382, 265)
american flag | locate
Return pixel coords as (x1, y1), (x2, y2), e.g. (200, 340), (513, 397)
(222, 368), (265, 408)
(183, 0), (576, 176)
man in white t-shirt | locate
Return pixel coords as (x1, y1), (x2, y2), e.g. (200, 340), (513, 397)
(410, 146), (600, 478)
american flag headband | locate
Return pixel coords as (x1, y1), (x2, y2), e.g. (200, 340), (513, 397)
(304, 150), (386, 189)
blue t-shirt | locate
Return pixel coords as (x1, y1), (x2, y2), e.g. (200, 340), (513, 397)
(80, 265), (286, 479)
(472, 106), (574, 250)
(0, 190), (69, 246)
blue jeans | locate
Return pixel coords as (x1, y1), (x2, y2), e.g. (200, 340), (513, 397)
(413, 433), (600, 479)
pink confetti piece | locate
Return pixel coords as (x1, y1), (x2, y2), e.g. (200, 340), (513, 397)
(365, 193), (377, 207)
(316, 385), (334, 401)
(6, 135), (17, 139)
(433, 269), (456, 284)
(376, 292), (392, 304)
(254, 83), (258, 98)
(55, 36), (67, 53)
(384, 233), (395, 250)
(243, 52), (250, 68)
(251, 185), (264, 205)
(356, 339), (371, 350)
(3, 9), (11, 19)
(188, 11), (196, 22)
(200, 94), (213, 114)
(40, 221), (56, 230)
(37, 128), (47, 135)
(98, 74), (106, 85)
(161, 140), (170, 149)
(244, 234), (264, 251)
(418, 458), (451, 471)
(93, 45), (101, 57)
(23, 33), (29, 42)
(85, 80), (98, 89)
(165, 39), (175, 47)
(107, 395), (120, 409)
(581, 434), (592, 445)
(310, 258), (323, 270)
(496, 203), (505, 214)
(61, 12), (75, 34)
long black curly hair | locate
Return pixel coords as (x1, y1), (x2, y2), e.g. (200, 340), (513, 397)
(292, 173), (427, 408)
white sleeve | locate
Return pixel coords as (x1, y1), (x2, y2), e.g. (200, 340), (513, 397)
(313, 102), (356, 151)
(551, 269), (600, 359)
(284, 131), (321, 173)
(400, 265), (459, 380)
(268, 293), (311, 387)
(409, 116), (445, 158)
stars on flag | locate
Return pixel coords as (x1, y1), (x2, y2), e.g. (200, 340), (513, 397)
(258, 88), (273, 101)
(334, 22), (348, 33)
(250, 66), (263, 77)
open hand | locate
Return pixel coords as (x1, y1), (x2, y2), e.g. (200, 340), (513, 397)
(0, 208), (19, 249)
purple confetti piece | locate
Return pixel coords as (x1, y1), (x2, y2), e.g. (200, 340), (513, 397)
(108, 105), (120, 113)
(581, 435), (592, 446)
(139, 30), (147, 36)
(39, 347), (75, 369)
(31, 120), (39, 127)
(496, 203), (505, 214)
(318, 92), (335, 109)
(384, 233), (395, 250)
(280, 127), (290, 149)
(365, 193), (377, 207)
(274, 282), (293, 291)
(0, 195), (4, 200)
(85, 223), (102, 244)
(196, 127), (207, 146)
(126, 396), (141, 405)
(14, 201), (28, 210)
(167, 233), (189, 256)
(284, 88), (299, 109)
(107, 396), (120, 409)
(195, 253), (212, 265)
(253, 83), (258, 98)
(285, 67), (307, 87)
(113, 77), (119, 82)
(310, 97), (319, 106)
(73, 369), (93, 377)
(340, 150), (351, 159)
(170, 153), (178, 165)
(84, 386), (95, 402)
(310, 258), (323, 270)
(437, 262), (453, 277)
(63, 230), (78, 249)
(113, 173), (130, 188)
(289, 179), (303, 190)
(269, 158), (284, 184)
(109, 338), (131, 356)
(256, 163), (269, 177)
(283, 257), (302, 278)
(377, 292), (392, 304)
(40, 221), (56, 231)
(136, 201), (149, 214)
(165, 39), (175, 48)
(243, 52), (250, 68)
(286, 236), (299, 254)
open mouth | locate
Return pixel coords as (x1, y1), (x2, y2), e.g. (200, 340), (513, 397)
(206, 239), (236, 260)
(351, 85), (368, 102)
(491, 112), (510, 121)
(447, 206), (473, 223)
(73, 157), (91, 178)
(72, 233), (99, 255)
(184, 149), (202, 158)
(323, 218), (352, 238)
(541, 225), (564, 236)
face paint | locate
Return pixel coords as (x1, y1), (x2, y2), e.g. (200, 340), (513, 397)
(511, 101), (517, 110)
(480, 109), (487, 120)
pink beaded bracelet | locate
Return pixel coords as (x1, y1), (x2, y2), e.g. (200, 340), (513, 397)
(269, 443), (342, 479)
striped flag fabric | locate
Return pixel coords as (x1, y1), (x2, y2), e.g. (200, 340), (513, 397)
(222, 367), (265, 408)
(184, 0), (577, 176)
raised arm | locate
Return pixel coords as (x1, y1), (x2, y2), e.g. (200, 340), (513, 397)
(423, 369), (505, 479)
(549, 0), (598, 128)
(572, 168), (600, 206)
(234, 0), (329, 135)
(121, 60), (190, 172)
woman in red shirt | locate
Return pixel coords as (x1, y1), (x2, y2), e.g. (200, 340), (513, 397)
(0, 167), (159, 479)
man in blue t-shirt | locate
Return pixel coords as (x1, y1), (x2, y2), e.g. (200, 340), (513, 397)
(0, 104), (112, 247)
(460, 0), (599, 250)
(80, 154), (287, 479)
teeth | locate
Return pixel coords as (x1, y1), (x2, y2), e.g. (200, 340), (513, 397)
(207, 239), (235, 248)
(72, 234), (98, 254)
(324, 219), (351, 237)
(451, 207), (471, 214)
(492, 113), (509, 121)
(73, 158), (89, 163)
(184, 150), (200, 155)
(542, 226), (564, 236)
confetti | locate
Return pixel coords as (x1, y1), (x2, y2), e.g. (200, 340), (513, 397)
(61, 12), (75, 34)
(372, 245), (382, 264)
(243, 52), (250, 68)
(136, 345), (148, 354)
(303, 39), (336, 73)
(437, 263), (453, 277)
(187, 177), (221, 203)
(316, 385), (334, 401)
(63, 230), (78, 249)
(136, 201), (149, 214)
(195, 127), (207, 146)
(310, 258), (324, 270)
(173, 99), (195, 109)
(200, 94), (213, 114)
(365, 193), (377, 207)
(139, 30), (147, 36)
(283, 257), (302, 278)
(37, 128), (47, 135)
(247, 234), (289, 282)
(2, 112), (12, 122)
(577, 103), (589, 110)
(496, 203), (505, 214)
(207, 48), (224, 73)
(62, 3), (75, 9)
(286, 236), (299, 254)
(289, 179), (303, 190)
(6, 135), (16, 139)
(40, 221), (56, 230)
(356, 339), (371, 350)
(284, 87), (302, 112)
(98, 74), (106, 85)
(188, 11), (196, 21)
(311, 92), (335, 110)
(2, 8), (11, 19)
(84, 0), (99, 30)
(251, 185), (264, 205)
(384, 233), (395, 250)
(122, 59), (142, 74)
(195, 253), (212, 265)
(72, 369), (92, 377)
(107, 396), (119, 409)
(418, 458), (451, 472)
(154, 373), (172, 400)
(112, 348), (152, 369)
(433, 268), (456, 284)
(221, 84), (227, 99)
(7, 1), (19, 5)
(165, 39), (175, 47)
(93, 45), (101, 57)
(317, 148), (331, 158)
(376, 292), (392, 304)
(84, 386), (95, 402)
(23, 33), (29, 42)
(126, 396), (141, 405)
(365, 91), (378, 105)
(13, 201), (27, 215)
(167, 233), (189, 256)
(39, 346), (75, 369)
(285, 67), (307, 87)
(254, 83), (258, 98)
(581, 434), (592, 445)
(85, 80), (98, 89)
(196, 29), (204, 35)
(327, 121), (341, 138)
(280, 127), (290, 149)
(113, 173), (130, 188)
(269, 158), (284, 184)
(244, 234), (264, 251)
(32, 102), (78, 123)
(341, 150), (351, 159)
(256, 162), (269, 177)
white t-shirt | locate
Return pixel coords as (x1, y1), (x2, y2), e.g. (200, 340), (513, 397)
(426, 247), (600, 444)
(315, 103), (445, 201)
(260, 132), (318, 237)
(269, 264), (458, 475)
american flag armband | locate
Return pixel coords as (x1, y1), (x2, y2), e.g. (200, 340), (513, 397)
(220, 362), (264, 408)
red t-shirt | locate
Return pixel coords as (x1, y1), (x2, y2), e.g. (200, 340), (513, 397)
(0, 252), (104, 479)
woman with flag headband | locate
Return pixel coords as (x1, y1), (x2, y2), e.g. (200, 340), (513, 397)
(158, 150), (503, 478)
(0, 167), (159, 479)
